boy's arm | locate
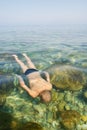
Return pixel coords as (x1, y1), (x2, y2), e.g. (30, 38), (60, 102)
(43, 71), (50, 82)
(17, 75), (38, 98)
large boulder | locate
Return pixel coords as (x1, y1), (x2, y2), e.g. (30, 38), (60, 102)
(45, 65), (86, 91)
(60, 110), (81, 130)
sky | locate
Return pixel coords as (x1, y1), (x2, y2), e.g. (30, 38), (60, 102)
(0, 0), (87, 25)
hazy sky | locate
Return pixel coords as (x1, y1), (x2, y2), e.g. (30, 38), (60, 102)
(0, 0), (87, 25)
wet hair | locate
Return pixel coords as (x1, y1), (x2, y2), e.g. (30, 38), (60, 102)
(40, 90), (52, 103)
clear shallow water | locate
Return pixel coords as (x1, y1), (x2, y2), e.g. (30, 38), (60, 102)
(0, 25), (87, 69)
(0, 25), (87, 130)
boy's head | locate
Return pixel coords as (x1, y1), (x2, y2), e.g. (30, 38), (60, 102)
(40, 90), (52, 103)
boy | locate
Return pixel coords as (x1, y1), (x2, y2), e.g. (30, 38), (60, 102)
(13, 54), (52, 103)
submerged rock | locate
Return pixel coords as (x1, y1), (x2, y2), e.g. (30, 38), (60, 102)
(60, 110), (81, 130)
(0, 111), (16, 130)
(81, 115), (87, 122)
(0, 74), (19, 94)
(0, 111), (43, 130)
(45, 65), (86, 91)
(57, 101), (66, 111)
(77, 124), (87, 130)
(83, 91), (87, 99)
(20, 122), (43, 130)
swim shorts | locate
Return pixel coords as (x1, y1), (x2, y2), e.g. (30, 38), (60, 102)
(24, 68), (38, 75)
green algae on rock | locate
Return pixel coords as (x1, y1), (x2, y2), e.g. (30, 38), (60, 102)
(45, 65), (86, 91)
(59, 110), (81, 130)
(0, 94), (6, 106)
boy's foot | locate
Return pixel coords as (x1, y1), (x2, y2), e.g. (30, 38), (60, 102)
(22, 53), (27, 57)
(12, 54), (18, 58)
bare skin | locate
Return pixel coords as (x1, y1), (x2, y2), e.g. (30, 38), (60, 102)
(12, 53), (52, 102)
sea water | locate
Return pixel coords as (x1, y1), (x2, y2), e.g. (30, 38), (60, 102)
(0, 24), (87, 130)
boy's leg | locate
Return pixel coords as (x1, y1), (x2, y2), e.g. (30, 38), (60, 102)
(13, 55), (28, 73)
(23, 53), (36, 69)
